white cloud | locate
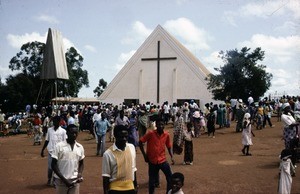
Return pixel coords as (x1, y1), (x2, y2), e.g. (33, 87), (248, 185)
(114, 50), (136, 72)
(238, 34), (300, 64)
(223, 0), (300, 26)
(164, 17), (213, 52)
(274, 21), (299, 34)
(6, 31), (75, 52)
(237, 34), (300, 95)
(202, 51), (223, 74)
(35, 14), (60, 24)
(121, 21), (152, 45)
(7, 32), (46, 49)
(240, 0), (300, 18)
(84, 45), (97, 53)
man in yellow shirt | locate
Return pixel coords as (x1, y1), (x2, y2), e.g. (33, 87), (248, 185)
(102, 125), (137, 194)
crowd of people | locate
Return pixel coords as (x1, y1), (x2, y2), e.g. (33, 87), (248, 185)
(0, 94), (299, 193)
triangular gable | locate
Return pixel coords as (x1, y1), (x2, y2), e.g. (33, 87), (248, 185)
(100, 25), (213, 105)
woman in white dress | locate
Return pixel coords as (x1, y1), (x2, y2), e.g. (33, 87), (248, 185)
(241, 113), (255, 156)
(278, 149), (295, 194)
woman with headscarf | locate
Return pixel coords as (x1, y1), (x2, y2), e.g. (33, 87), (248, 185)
(281, 103), (298, 150)
(241, 113), (255, 156)
(281, 102), (299, 165)
(173, 111), (185, 155)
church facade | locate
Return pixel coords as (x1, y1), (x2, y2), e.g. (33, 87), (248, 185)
(99, 25), (215, 107)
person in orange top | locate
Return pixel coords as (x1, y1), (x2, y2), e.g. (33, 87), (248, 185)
(139, 115), (175, 194)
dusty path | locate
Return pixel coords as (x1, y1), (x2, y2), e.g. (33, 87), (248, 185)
(0, 117), (299, 194)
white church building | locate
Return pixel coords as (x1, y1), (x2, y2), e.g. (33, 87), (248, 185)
(99, 25), (216, 107)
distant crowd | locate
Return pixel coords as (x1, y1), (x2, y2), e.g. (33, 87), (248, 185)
(0, 94), (299, 193)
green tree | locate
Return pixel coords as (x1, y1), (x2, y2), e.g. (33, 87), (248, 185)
(206, 47), (272, 102)
(3, 41), (89, 111)
(60, 47), (89, 97)
(93, 78), (107, 97)
(0, 74), (38, 112)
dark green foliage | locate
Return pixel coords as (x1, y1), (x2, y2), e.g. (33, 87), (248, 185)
(0, 41), (89, 112)
(206, 47), (272, 102)
(93, 78), (107, 97)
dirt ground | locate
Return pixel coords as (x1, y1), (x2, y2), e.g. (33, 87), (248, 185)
(0, 117), (299, 194)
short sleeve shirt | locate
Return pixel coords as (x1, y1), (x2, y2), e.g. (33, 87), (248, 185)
(52, 141), (85, 180)
(45, 126), (67, 154)
(102, 143), (137, 181)
(139, 130), (172, 164)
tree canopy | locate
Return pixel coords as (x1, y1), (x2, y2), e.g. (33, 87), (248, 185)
(0, 41), (89, 112)
(206, 47), (272, 102)
(93, 78), (107, 97)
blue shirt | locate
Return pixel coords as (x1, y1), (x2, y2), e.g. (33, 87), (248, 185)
(95, 119), (110, 135)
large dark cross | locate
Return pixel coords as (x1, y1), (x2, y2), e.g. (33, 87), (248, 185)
(141, 41), (177, 103)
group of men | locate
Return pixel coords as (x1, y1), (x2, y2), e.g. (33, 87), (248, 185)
(40, 109), (178, 194)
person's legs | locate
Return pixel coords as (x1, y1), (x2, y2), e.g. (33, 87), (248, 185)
(267, 117), (273, 127)
(55, 178), (80, 194)
(242, 145), (246, 155)
(100, 134), (106, 156)
(47, 154), (53, 185)
(159, 162), (173, 193)
(148, 163), (159, 194)
(245, 146), (251, 155)
(96, 134), (101, 155)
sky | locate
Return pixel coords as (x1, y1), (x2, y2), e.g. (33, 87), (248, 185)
(0, 0), (299, 99)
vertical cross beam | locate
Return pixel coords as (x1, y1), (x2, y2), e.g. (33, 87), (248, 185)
(141, 41), (177, 103)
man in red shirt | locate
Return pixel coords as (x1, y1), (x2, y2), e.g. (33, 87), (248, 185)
(139, 116), (175, 194)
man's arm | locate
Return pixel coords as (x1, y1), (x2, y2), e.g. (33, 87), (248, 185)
(103, 176), (110, 194)
(77, 159), (84, 180)
(51, 158), (73, 187)
(133, 171), (138, 193)
(138, 140), (149, 163)
(167, 147), (175, 165)
(40, 140), (49, 157)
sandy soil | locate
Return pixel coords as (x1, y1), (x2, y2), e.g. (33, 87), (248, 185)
(0, 117), (299, 194)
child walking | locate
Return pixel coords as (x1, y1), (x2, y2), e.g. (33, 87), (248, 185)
(183, 122), (193, 165)
(241, 113), (255, 156)
(278, 149), (296, 194)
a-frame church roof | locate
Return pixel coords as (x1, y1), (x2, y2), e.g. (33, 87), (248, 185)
(100, 25), (214, 106)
